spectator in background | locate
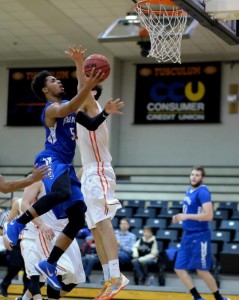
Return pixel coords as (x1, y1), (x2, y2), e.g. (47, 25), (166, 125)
(115, 219), (136, 266)
(131, 227), (158, 285)
(81, 234), (99, 283)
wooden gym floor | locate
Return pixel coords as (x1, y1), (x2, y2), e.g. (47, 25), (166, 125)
(1, 284), (239, 300)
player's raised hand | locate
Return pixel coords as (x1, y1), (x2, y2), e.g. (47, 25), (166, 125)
(64, 45), (86, 64)
(104, 98), (124, 115)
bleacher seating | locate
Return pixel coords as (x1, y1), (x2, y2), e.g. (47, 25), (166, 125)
(134, 207), (157, 219)
(128, 218), (143, 229)
(145, 218), (167, 230)
(146, 200), (168, 214)
(220, 243), (239, 274)
(115, 207), (133, 218)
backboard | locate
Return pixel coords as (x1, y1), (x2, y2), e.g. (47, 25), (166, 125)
(98, 0), (239, 45)
(98, 16), (198, 43)
(174, 0), (239, 45)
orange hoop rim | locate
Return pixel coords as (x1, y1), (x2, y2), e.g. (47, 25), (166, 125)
(134, 0), (187, 16)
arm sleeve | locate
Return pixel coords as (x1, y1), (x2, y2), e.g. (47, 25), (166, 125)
(75, 110), (109, 131)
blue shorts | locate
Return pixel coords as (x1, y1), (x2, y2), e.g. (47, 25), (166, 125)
(174, 230), (211, 270)
(35, 152), (84, 219)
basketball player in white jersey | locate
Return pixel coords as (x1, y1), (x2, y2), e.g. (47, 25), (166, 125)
(6, 181), (85, 300)
(65, 46), (128, 300)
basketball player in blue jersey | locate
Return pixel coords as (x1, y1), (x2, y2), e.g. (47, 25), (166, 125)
(4, 46), (123, 291)
(173, 166), (230, 300)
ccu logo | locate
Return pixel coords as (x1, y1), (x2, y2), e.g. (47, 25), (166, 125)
(150, 81), (205, 103)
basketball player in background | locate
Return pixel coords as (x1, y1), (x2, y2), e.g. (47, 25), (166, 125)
(19, 181), (85, 300)
(173, 166), (230, 300)
(65, 46), (128, 300)
(0, 164), (49, 194)
(4, 45), (124, 292)
(0, 197), (29, 298)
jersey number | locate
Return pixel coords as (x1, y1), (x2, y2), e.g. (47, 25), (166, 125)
(70, 127), (76, 140)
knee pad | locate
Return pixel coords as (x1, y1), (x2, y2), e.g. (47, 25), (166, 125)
(63, 202), (86, 239)
(47, 285), (60, 299)
(28, 276), (41, 296)
(61, 282), (77, 293)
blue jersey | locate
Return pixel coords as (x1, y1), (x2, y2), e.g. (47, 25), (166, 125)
(41, 100), (76, 163)
(34, 100), (84, 219)
(182, 185), (211, 232)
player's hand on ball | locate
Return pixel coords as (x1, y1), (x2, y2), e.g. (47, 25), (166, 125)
(104, 98), (124, 115)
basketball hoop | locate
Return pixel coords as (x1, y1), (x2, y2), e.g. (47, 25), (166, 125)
(134, 0), (187, 63)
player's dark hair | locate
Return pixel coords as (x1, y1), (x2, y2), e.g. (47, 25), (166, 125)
(191, 166), (206, 177)
(92, 84), (103, 100)
(31, 70), (51, 101)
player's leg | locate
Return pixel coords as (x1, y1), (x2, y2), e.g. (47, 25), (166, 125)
(82, 166), (128, 299)
(1, 244), (23, 297)
(47, 278), (77, 300)
(28, 275), (44, 300)
(93, 218), (129, 300)
(36, 201), (86, 290)
(20, 238), (45, 300)
(88, 227), (109, 300)
(4, 170), (72, 247)
(174, 233), (203, 300)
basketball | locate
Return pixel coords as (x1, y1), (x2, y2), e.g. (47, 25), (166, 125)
(83, 54), (110, 82)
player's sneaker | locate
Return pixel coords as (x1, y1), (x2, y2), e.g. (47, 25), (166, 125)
(222, 298), (231, 300)
(98, 273), (129, 300)
(93, 281), (110, 300)
(193, 298), (205, 300)
(4, 218), (25, 246)
(35, 260), (61, 291)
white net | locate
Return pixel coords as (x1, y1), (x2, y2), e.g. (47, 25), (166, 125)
(135, 1), (187, 63)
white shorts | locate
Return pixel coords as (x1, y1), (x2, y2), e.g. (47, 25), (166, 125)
(36, 230), (85, 284)
(81, 162), (122, 229)
(20, 238), (44, 280)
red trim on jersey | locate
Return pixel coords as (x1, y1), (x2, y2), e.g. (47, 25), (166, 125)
(88, 131), (110, 214)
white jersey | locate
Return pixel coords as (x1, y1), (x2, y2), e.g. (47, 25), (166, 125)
(76, 102), (112, 166)
(21, 186), (68, 240)
(19, 198), (37, 240)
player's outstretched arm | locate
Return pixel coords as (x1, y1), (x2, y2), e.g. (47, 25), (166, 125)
(76, 98), (124, 131)
(64, 45), (87, 90)
(0, 165), (49, 194)
(104, 98), (124, 115)
(65, 45), (98, 111)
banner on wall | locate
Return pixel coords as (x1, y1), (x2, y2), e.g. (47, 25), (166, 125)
(7, 67), (77, 126)
(134, 62), (221, 124)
